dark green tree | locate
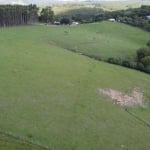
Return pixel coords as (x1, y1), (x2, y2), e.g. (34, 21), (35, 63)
(39, 7), (54, 23)
(137, 47), (150, 61)
(141, 56), (150, 66)
(60, 18), (71, 25)
(147, 41), (150, 47)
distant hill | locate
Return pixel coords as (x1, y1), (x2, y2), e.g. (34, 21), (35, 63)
(53, 0), (150, 17)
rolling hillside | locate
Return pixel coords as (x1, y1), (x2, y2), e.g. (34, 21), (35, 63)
(53, 0), (150, 16)
(47, 21), (149, 61)
(0, 24), (150, 150)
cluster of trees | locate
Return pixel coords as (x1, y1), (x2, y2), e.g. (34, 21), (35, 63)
(60, 18), (71, 25)
(0, 5), (38, 27)
(0, 5), (55, 26)
(0, 5), (72, 26)
(38, 7), (72, 25)
(94, 6), (150, 31)
(105, 42), (150, 74)
(136, 43), (150, 73)
(39, 7), (54, 23)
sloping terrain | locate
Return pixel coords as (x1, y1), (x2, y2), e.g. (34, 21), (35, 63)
(46, 21), (150, 61)
(0, 25), (150, 150)
(0, 133), (46, 150)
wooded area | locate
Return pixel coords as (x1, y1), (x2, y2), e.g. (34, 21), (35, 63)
(0, 5), (38, 27)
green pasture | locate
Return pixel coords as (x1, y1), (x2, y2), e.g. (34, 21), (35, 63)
(0, 23), (150, 150)
(0, 133), (46, 150)
(46, 21), (150, 61)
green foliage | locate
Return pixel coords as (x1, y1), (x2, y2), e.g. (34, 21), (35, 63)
(141, 56), (150, 66)
(147, 41), (150, 47)
(145, 65), (150, 73)
(122, 60), (130, 67)
(107, 58), (138, 70)
(137, 47), (150, 61)
(107, 57), (122, 65)
(39, 7), (54, 23)
(137, 62), (145, 71)
(136, 47), (150, 72)
(128, 61), (137, 69)
(60, 17), (71, 25)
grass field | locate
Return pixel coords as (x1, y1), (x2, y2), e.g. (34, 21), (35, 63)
(0, 133), (46, 150)
(47, 21), (149, 61)
(0, 23), (150, 150)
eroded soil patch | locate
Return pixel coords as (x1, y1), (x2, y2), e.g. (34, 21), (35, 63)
(99, 88), (145, 107)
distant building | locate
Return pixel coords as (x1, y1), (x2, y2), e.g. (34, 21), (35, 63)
(72, 21), (79, 25)
(54, 21), (60, 25)
(147, 16), (150, 20)
(108, 18), (116, 22)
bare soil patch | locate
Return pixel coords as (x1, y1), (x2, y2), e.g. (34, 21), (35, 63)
(98, 88), (145, 107)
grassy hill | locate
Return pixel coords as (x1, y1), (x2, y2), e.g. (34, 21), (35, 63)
(53, 1), (150, 15)
(47, 21), (149, 61)
(0, 24), (150, 150)
(53, 4), (103, 16)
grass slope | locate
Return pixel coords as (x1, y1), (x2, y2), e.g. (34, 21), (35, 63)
(0, 25), (150, 150)
(47, 21), (149, 61)
(0, 133), (46, 150)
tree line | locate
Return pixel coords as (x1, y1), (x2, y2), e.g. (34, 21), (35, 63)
(0, 4), (39, 27)
(1, 5), (149, 31)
